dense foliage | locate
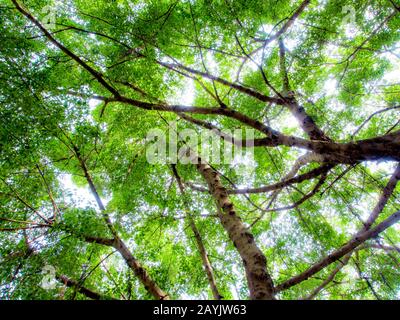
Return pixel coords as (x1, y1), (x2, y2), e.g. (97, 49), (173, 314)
(0, 0), (400, 300)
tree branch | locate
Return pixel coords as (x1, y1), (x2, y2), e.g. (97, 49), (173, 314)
(275, 210), (400, 292)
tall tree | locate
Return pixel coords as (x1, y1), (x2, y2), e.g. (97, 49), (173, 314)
(0, 0), (400, 300)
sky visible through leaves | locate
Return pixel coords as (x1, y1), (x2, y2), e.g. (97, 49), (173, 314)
(0, 0), (400, 300)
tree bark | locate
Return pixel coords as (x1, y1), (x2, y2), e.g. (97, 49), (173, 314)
(57, 274), (115, 300)
(194, 155), (275, 300)
(112, 239), (169, 300)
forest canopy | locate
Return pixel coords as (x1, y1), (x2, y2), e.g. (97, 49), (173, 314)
(0, 0), (400, 300)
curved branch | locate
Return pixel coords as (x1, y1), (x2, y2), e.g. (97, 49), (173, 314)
(275, 210), (400, 292)
(57, 274), (116, 300)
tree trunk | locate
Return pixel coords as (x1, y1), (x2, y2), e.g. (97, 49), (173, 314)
(195, 158), (275, 300)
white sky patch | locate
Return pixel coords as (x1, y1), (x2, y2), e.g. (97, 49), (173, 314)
(248, 50), (263, 71)
(258, 24), (275, 37)
(89, 98), (101, 111)
(284, 37), (299, 51)
(382, 67), (400, 83)
(205, 51), (219, 74)
(371, 43), (400, 86)
(324, 44), (341, 60)
(379, 45), (399, 60)
(230, 152), (257, 186)
(364, 161), (398, 175)
(245, 24), (276, 71)
(58, 174), (109, 209)
(364, 7), (375, 22)
(330, 99), (346, 112)
(179, 79), (195, 105)
(316, 0), (328, 11)
(340, 122), (359, 139)
(320, 202), (348, 234)
(230, 284), (240, 300)
(272, 112), (301, 135)
(323, 78), (338, 96)
(127, 1), (147, 12)
(380, 46), (400, 81)
(344, 24), (359, 40)
(230, 264), (244, 300)
(231, 149), (255, 166)
(356, 192), (379, 221)
(343, 264), (359, 280)
(283, 19), (304, 51)
(282, 113), (299, 130)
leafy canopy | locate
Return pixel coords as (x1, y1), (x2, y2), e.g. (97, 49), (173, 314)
(0, 0), (400, 300)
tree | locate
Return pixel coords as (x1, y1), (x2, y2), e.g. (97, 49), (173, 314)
(0, 0), (399, 300)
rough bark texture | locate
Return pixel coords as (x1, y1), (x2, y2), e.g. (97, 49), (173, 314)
(195, 158), (275, 300)
(112, 239), (169, 300)
(57, 275), (113, 300)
